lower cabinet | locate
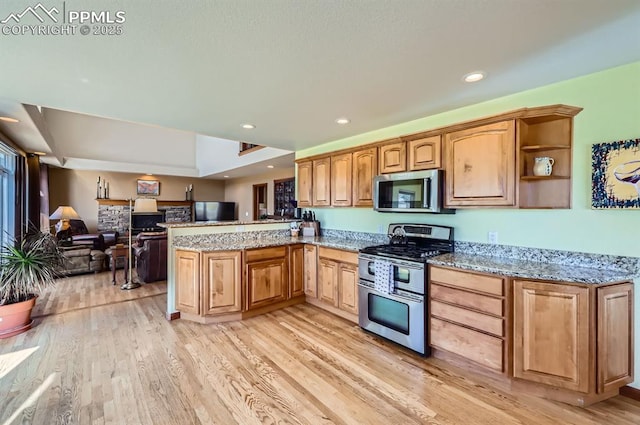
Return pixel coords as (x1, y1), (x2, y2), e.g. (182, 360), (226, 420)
(428, 264), (634, 406)
(175, 250), (201, 315)
(201, 251), (242, 315)
(289, 244), (305, 298)
(318, 247), (359, 316)
(245, 246), (288, 310)
(303, 244), (318, 298)
(513, 279), (634, 396)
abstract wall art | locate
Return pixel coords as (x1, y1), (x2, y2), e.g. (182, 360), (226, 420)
(592, 138), (640, 209)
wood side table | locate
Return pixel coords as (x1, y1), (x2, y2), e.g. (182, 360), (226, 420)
(109, 245), (129, 285)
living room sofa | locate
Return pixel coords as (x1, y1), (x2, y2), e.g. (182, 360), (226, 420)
(133, 232), (167, 283)
(60, 245), (107, 275)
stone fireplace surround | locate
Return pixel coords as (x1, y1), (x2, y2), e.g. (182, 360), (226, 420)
(97, 199), (192, 234)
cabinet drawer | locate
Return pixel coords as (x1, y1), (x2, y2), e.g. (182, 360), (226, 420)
(245, 246), (287, 262)
(430, 283), (503, 316)
(430, 266), (504, 296)
(318, 247), (358, 265)
(431, 300), (504, 337)
(430, 318), (503, 372)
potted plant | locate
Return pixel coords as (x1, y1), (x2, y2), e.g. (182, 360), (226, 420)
(0, 228), (64, 339)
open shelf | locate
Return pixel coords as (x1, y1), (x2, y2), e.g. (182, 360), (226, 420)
(519, 175), (570, 181)
(520, 145), (570, 152)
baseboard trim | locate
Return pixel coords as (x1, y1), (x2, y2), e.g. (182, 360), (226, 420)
(166, 311), (180, 321)
(620, 385), (640, 401)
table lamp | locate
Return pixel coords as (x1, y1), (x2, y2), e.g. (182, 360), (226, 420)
(49, 206), (80, 245)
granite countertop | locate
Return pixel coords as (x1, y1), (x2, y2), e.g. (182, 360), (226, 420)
(427, 253), (636, 285)
(159, 219), (297, 228)
(173, 236), (375, 252)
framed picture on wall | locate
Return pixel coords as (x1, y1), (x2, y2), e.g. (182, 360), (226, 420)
(137, 179), (160, 196)
(592, 138), (640, 209)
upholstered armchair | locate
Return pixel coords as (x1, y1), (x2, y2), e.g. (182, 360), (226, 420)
(133, 232), (168, 283)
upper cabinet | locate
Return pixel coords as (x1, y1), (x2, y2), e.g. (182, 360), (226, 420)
(378, 138), (406, 174)
(352, 147), (377, 207)
(295, 104), (582, 209)
(445, 120), (517, 207)
(312, 157), (331, 206)
(331, 153), (352, 206)
(407, 135), (441, 170)
(297, 161), (313, 207)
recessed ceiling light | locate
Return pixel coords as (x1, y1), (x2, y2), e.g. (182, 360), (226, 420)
(242, 124), (256, 129)
(146, 173), (153, 176)
(335, 118), (350, 125)
(267, 165), (274, 169)
(223, 175), (230, 178)
(463, 71), (486, 83)
(0, 116), (19, 123)
(33, 151), (47, 156)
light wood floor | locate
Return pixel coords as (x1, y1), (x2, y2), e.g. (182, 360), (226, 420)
(1, 274), (639, 424)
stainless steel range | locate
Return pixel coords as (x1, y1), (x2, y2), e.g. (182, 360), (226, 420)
(358, 223), (454, 355)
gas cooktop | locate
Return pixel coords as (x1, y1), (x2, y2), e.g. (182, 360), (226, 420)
(360, 223), (454, 262)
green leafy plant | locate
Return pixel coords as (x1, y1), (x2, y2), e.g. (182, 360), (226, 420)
(0, 229), (64, 305)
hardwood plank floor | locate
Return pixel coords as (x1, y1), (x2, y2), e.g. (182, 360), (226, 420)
(1, 274), (639, 424)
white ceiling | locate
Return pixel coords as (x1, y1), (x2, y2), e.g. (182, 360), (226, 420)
(0, 0), (639, 178)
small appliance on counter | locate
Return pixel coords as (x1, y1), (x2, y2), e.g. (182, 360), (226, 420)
(358, 223), (454, 355)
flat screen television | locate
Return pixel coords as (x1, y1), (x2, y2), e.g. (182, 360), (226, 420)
(194, 201), (236, 221)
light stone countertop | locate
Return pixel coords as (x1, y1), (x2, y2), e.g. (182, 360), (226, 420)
(173, 236), (375, 253)
(427, 253), (637, 285)
(158, 219), (298, 228)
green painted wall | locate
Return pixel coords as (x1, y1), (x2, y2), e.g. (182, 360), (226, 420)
(297, 61), (640, 256)
(297, 61), (640, 388)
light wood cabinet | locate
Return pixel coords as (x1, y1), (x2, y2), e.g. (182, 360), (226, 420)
(318, 258), (338, 306)
(245, 246), (288, 310)
(303, 244), (318, 298)
(201, 251), (242, 315)
(289, 244), (305, 298)
(296, 161), (313, 207)
(429, 265), (507, 373)
(337, 262), (358, 315)
(513, 280), (590, 392)
(312, 157), (331, 206)
(444, 120), (516, 207)
(407, 135), (441, 170)
(331, 153), (352, 206)
(352, 147), (377, 207)
(318, 247), (359, 315)
(596, 283), (634, 393)
(378, 138), (406, 174)
(513, 279), (634, 398)
(175, 250), (200, 315)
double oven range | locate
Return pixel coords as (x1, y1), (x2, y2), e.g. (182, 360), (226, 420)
(358, 223), (454, 355)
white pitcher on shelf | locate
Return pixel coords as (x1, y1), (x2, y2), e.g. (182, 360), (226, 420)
(533, 157), (555, 176)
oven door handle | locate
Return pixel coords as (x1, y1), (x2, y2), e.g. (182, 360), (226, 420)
(359, 281), (424, 304)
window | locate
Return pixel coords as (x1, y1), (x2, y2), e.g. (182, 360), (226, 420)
(0, 142), (16, 246)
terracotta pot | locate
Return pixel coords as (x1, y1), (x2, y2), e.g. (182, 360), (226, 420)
(0, 296), (37, 339)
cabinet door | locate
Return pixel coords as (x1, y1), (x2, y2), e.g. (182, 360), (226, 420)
(597, 283), (634, 393)
(378, 139), (406, 174)
(246, 258), (288, 310)
(408, 135), (441, 170)
(444, 120), (516, 206)
(338, 263), (358, 315)
(304, 244), (318, 297)
(289, 245), (305, 298)
(352, 148), (377, 207)
(513, 280), (590, 392)
(331, 153), (352, 206)
(313, 157), (331, 206)
(297, 161), (313, 207)
(202, 251), (242, 315)
(318, 258), (338, 306)
(175, 250), (200, 315)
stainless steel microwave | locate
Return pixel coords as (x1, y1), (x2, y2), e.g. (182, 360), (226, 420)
(373, 170), (454, 214)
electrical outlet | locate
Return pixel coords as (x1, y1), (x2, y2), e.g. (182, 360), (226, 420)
(377, 224), (385, 234)
(245, 211), (249, 217)
(487, 231), (498, 244)
(236, 225), (245, 232)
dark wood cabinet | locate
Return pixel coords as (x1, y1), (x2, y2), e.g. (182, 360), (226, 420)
(274, 178), (296, 217)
